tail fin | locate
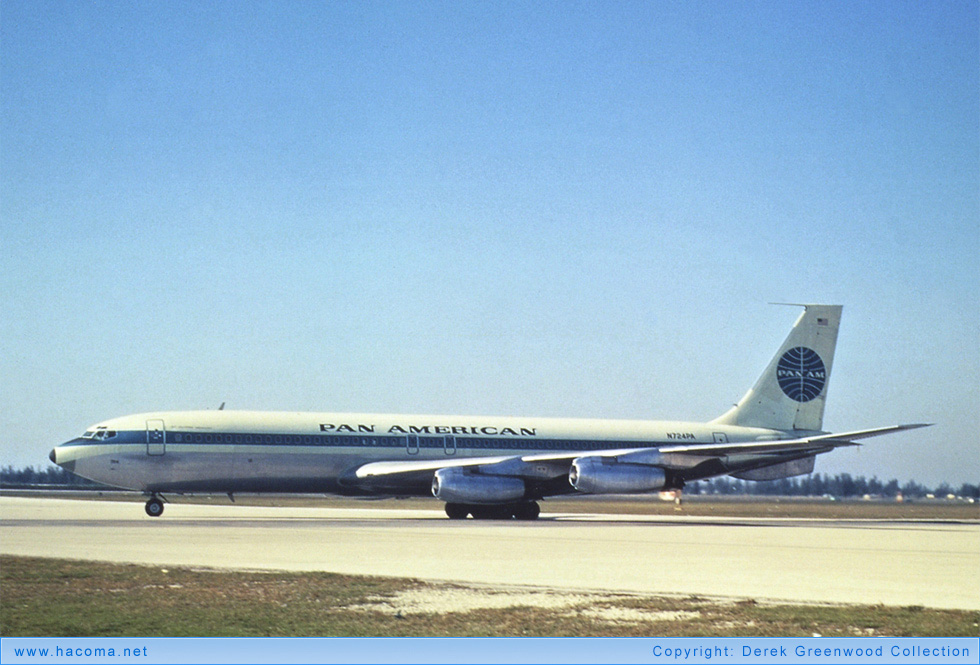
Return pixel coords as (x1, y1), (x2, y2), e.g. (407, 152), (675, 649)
(711, 304), (842, 432)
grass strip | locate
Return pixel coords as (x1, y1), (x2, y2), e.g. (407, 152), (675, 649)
(2, 556), (977, 637)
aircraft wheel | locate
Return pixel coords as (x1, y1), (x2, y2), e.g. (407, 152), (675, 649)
(445, 503), (469, 520)
(513, 501), (540, 520)
(145, 497), (164, 517)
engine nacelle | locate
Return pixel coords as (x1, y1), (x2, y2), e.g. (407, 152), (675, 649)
(569, 457), (667, 494)
(432, 467), (525, 504)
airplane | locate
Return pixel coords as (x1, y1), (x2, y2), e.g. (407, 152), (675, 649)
(49, 304), (928, 519)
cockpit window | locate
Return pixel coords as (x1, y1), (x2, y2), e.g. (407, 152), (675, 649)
(81, 427), (116, 441)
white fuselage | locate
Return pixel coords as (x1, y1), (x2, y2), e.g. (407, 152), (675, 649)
(51, 410), (788, 495)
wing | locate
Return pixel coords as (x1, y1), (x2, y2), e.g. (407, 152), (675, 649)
(348, 423), (931, 497)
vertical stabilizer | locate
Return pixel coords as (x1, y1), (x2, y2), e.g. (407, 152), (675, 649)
(711, 305), (842, 432)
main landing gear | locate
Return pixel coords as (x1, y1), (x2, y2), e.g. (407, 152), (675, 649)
(444, 501), (540, 521)
(144, 494), (165, 517)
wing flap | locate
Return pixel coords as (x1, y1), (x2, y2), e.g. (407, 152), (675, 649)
(354, 455), (512, 478)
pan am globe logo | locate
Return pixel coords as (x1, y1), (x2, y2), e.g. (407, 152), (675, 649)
(776, 347), (826, 402)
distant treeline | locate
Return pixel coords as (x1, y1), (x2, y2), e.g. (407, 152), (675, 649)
(687, 473), (979, 499)
(0, 465), (107, 488)
(1, 464), (977, 499)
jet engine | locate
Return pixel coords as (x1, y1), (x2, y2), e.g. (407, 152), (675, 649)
(569, 457), (667, 494)
(431, 467), (525, 504)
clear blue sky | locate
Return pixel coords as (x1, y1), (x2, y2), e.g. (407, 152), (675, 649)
(2, 1), (977, 486)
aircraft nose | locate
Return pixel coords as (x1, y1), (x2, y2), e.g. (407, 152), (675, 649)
(49, 448), (57, 464)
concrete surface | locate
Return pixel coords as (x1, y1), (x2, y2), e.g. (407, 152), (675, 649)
(1, 497), (977, 609)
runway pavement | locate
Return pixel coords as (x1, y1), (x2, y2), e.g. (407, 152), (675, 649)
(1, 496), (977, 610)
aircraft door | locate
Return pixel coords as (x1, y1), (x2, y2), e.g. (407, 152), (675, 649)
(147, 419), (166, 456)
(444, 435), (456, 456)
(406, 434), (419, 455)
(712, 432), (729, 444)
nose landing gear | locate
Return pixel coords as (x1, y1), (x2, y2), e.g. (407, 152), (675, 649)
(144, 494), (165, 517)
